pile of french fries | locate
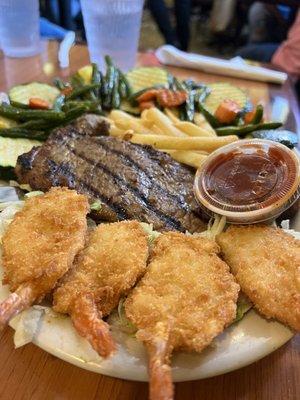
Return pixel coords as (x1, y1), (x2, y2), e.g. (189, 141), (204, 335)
(107, 107), (238, 169)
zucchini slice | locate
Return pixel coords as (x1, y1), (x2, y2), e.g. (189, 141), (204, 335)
(9, 83), (60, 107)
(126, 67), (169, 92)
(204, 83), (248, 115)
(0, 137), (41, 168)
(120, 100), (141, 116)
(0, 116), (17, 129)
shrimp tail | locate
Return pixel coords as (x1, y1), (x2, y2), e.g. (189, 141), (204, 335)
(71, 293), (116, 358)
(0, 284), (35, 330)
(139, 323), (174, 400)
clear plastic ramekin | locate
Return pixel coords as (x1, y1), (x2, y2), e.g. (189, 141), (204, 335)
(194, 139), (300, 224)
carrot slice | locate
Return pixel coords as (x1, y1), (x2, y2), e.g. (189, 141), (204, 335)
(136, 89), (159, 103)
(244, 109), (256, 124)
(214, 99), (241, 124)
(139, 101), (156, 111)
(61, 86), (73, 96)
(28, 97), (50, 110)
(156, 89), (187, 107)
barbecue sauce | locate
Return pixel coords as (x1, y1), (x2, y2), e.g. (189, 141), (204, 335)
(194, 140), (300, 223)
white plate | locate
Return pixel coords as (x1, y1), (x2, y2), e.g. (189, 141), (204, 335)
(8, 306), (293, 382)
(0, 203), (297, 382)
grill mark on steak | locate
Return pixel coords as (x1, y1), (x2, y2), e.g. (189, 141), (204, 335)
(65, 144), (184, 231)
(45, 159), (130, 220)
(96, 140), (189, 209)
(15, 119), (206, 233)
(54, 128), (190, 211)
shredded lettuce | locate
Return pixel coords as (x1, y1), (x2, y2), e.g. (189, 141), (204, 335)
(198, 214), (227, 240)
(109, 298), (137, 336)
(90, 200), (102, 211)
(9, 180), (32, 192)
(24, 191), (44, 198)
(232, 294), (252, 324)
(140, 222), (161, 244)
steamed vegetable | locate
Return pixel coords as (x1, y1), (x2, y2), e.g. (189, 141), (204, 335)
(244, 104), (264, 125)
(9, 83), (59, 106)
(233, 295), (252, 324)
(0, 136), (41, 167)
(126, 67), (169, 92)
(216, 122), (282, 137)
(204, 82), (248, 114)
(252, 129), (298, 148)
(214, 99), (241, 124)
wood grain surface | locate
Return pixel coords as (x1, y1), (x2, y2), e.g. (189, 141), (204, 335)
(0, 41), (299, 400)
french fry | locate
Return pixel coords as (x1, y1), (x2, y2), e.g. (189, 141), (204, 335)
(113, 118), (131, 130)
(110, 125), (128, 137)
(164, 108), (180, 124)
(175, 121), (215, 137)
(109, 110), (153, 135)
(163, 150), (207, 169)
(122, 133), (238, 152)
(194, 112), (216, 135)
(151, 124), (165, 135)
(146, 107), (186, 137)
(140, 109), (155, 128)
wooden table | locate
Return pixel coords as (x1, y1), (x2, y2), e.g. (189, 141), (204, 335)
(0, 41), (299, 400)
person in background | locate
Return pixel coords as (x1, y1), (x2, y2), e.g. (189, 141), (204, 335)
(148, 0), (191, 51)
(236, 2), (295, 62)
(272, 9), (300, 77)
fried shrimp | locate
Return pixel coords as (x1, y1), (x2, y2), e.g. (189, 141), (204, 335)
(53, 220), (149, 358)
(125, 232), (239, 400)
(217, 225), (300, 331)
(0, 187), (89, 329)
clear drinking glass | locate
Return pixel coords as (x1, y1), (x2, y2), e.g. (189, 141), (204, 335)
(0, 0), (41, 57)
(80, 0), (144, 71)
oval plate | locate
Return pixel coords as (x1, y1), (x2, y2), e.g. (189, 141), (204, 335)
(0, 275), (293, 382)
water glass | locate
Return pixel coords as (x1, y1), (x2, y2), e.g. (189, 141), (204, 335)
(81, 0), (144, 71)
(0, 0), (40, 58)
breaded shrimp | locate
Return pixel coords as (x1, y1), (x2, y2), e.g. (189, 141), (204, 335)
(125, 232), (239, 400)
(0, 187), (89, 329)
(53, 220), (149, 358)
(217, 225), (300, 331)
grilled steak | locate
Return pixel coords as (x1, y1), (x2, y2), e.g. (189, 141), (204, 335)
(15, 118), (206, 233)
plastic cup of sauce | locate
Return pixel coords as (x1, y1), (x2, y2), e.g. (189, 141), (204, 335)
(194, 139), (300, 224)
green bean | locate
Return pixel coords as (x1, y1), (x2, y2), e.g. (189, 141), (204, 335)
(70, 73), (85, 88)
(18, 119), (59, 130)
(63, 105), (89, 124)
(118, 79), (127, 99)
(9, 101), (30, 109)
(0, 104), (65, 121)
(185, 90), (195, 122)
(167, 73), (176, 90)
(53, 94), (65, 111)
(0, 127), (47, 140)
(251, 104), (264, 124)
(53, 77), (67, 90)
(195, 86), (211, 104)
(216, 122), (282, 137)
(173, 77), (186, 91)
(66, 83), (100, 100)
(118, 69), (132, 97)
(103, 65), (116, 109)
(104, 55), (113, 67)
(111, 70), (121, 109)
(196, 102), (220, 128)
(91, 63), (102, 98)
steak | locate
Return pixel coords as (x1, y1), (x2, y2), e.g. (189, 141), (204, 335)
(15, 117), (206, 233)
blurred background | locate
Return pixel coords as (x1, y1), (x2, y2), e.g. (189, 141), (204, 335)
(39, 0), (300, 94)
